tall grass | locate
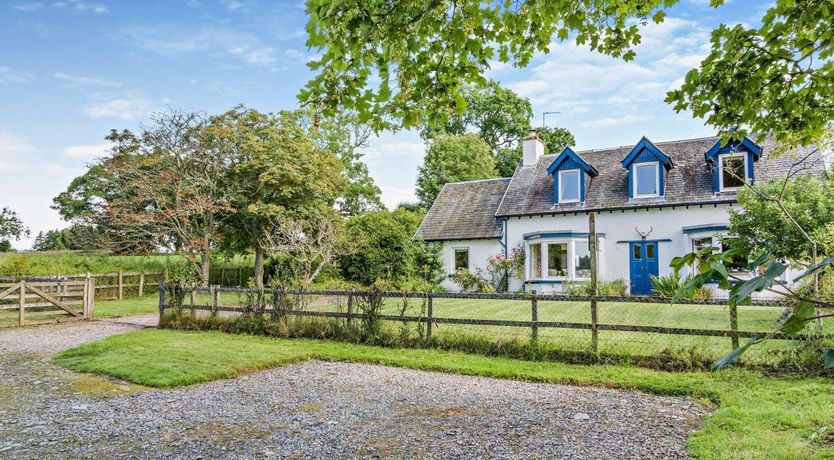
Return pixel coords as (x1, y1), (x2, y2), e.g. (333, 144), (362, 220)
(0, 251), (253, 277)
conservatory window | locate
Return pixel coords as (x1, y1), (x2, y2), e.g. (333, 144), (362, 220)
(547, 243), (568, 277)
(574, 241), (591, 279)
(529, 243), (542, 278)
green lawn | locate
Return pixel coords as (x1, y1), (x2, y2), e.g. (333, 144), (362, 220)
(55, 328), (834, 459)
(93, 294), (159, 318)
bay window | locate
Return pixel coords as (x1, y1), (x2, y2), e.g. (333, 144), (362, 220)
(527, 237), (597, 281)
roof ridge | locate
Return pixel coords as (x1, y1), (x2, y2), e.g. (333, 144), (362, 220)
(445, 177), (511, 185)
(568, 135), (719, 156)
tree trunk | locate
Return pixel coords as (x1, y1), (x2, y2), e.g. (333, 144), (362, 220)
(253, 242), (265, 289)
(199, 245), (211, 287)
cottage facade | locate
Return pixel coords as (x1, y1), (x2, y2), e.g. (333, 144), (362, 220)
(416, 132), (824, 295)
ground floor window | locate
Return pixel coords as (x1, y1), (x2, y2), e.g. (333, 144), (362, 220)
(454, 248), (469, 272)
(528, 238), (595, 281)
(529, 243), (542, 278)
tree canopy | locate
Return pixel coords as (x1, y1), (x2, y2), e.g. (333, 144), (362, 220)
(301, 0), (834, 148)
(728, 175), (834, 262)
(416, 134), (498, 208)
(301, 0), (671, 131)
(0, 207), (28, 250)
(667, 0), (834, 148)
(420, 80), (575, 176)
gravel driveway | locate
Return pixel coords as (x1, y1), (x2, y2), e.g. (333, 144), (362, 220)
(0, 318), (709, 459)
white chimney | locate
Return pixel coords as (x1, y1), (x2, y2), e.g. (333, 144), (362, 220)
(522, 129), (545, 167)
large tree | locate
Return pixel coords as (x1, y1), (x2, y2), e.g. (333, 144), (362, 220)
(53, 130), (159, 254)
(728, 175), (834, 262)
(0, 207), (28, 250)
(300, 0), (673, 131)
(285, 108), (383, 216)
(301, 0), (834, 150)
(415, 134), (498, 208)
(667, 0), (834, 149)
(204, 107), (346, 288)
(57, 112), (236, 285)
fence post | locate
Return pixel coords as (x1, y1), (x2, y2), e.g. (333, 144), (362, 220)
(531, 290), (538, 343)
(729, 303), (740, 350)
(210, 285), (218, 315)
(118, 270), (124, 300)
(589, 211), (599, 353)
(238, 267), (243, 287)
(158, 277), (166, 317)
(347, 289), (354, 326)
(86, 276), (95, 320)
(138, 271), (145, 297)
(18, 280), (25, 326)
(426, 291), (434, 340)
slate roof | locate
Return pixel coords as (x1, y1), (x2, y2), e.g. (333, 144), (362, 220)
(495, 136), (825, 217)
(415, 178), (511, 242)
(416, 135), (825, 241)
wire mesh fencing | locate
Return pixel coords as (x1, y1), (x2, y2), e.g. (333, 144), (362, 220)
(158, 284), (834, 369)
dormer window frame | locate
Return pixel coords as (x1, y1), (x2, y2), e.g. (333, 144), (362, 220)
(718, 152), (749, 192)
(632, 161), (660, 199)
(557, 169), (582, 203)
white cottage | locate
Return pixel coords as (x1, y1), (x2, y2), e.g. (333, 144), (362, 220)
(416, 131), (824, 295)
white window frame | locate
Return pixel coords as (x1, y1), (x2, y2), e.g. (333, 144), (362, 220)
(452, 247), (470, 273)
(558, 169), (581, 203)
(632, 161), (660, 198)
(718, 152), (748, 192)
(526, 237), (598, 281)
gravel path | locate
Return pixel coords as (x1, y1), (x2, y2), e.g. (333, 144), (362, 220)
(0, 314), (156, 354)
(0, 318), (710, 459)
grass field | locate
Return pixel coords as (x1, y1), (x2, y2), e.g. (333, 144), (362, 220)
(54, 328), (834, 459)
(0, 251), (253, 277)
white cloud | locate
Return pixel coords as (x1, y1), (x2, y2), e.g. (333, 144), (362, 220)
(50, 1), (108, 13)
(0, 129), (33, 172)
(0, 66), (32, 83)
(12, 2), (43, 11)
(53, 72), (120, 88)
(62, 142), (110, 159)
(363, 139), (426, 162)
(221, 0), (248, 12)
(84, 96), (156, 120)
(579, 114), (654, 128)
(120, 27), (280, 69)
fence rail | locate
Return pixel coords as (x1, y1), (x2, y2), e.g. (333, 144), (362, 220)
(158, 284), (832, 360)
(0, 278), (94, 327)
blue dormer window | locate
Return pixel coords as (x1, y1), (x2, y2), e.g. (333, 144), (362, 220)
(547, 147), (598, 204)
(634, 162), (659, 197)
(705, 137), (761, 193)
(558, 170), (581, 202)
(622, 137), (674, 200)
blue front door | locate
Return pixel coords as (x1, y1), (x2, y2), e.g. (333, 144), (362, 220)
(629, 242), (658, 295)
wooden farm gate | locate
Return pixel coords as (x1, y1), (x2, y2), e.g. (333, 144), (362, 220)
(0, 278), (94, 328)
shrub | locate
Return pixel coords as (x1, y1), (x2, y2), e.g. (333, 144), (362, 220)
(450, 269), (495, 293)
(562, 279), (628, 296)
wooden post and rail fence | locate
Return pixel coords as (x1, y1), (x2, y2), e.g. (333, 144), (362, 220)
(0, 277), (95, 328)
(157, 283), (829, 356)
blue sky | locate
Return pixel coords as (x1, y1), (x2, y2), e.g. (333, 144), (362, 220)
(0, 0), (772, 248)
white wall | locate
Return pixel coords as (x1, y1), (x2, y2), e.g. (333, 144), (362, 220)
(438, 238), (504, 291)
(504, 204), (734, 294)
